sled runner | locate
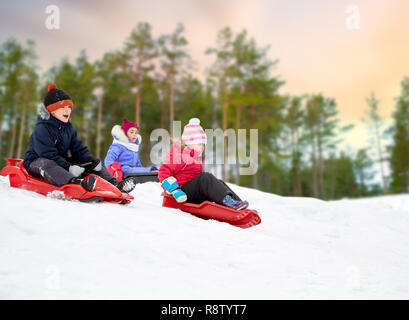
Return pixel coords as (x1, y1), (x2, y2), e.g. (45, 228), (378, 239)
(106, 161), (159, 184)
(0, 158), (133, 204)
(161, 192), (261, 228)
(124, 172), (159, 184)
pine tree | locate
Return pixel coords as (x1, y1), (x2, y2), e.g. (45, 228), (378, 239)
(354, 148), (374, 197)
(95, 51), (134, 156)
(324, 152), (358, 199)
(124, 22), (157, 126)
(363, 92), (388, 193)
(285, 96), (305, 196)
(389, 78), (409, 193)
(75, 50), (96, 147)
(0, 38), (39, 160)
(158, 23), (191, 136)
(94, 51), (120, 158)
(305, 95), (320, 198)
(305, 94), (342, 199)
(16, 62), (39, 158)
(206, 27), (234, 180)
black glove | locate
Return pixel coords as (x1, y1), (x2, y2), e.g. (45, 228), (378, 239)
(91, 158), (102, 171)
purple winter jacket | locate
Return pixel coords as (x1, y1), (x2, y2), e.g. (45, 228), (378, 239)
(104, 125), (153, 175)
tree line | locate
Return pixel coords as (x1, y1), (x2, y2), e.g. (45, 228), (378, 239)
(1, 22), (409, 199)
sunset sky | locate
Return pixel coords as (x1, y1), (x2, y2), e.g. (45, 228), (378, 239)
(1, 0), (409, 152)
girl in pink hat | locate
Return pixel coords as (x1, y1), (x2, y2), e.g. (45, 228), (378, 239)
(159, 118), (249, 210)
(104, 119), (158, 180)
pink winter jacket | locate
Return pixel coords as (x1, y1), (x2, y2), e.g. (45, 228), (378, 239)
(158, 143), (203, 187)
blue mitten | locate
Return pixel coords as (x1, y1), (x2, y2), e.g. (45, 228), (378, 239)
(162, 176), (187, 203)
(170, 189), (187, 203)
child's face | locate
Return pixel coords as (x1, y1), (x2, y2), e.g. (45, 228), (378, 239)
(126, 127), (139, 143)
(51, 106), (72, 123)
(189, 143), (205, 155)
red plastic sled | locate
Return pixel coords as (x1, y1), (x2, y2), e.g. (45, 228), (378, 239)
(0, 158), (134, 204)
(161, 192), (261, 228)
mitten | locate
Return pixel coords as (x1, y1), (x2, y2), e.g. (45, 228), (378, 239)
(69, 165), (85, 177)
(170, 188), (187, 203)
(162, 176), (187, 203)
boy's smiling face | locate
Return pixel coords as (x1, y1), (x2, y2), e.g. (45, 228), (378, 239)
(51, 105), (72, 123)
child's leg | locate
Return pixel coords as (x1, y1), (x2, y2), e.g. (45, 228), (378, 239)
(181, 172), (233, 205)
(27, 158), (74, 187)
(218, 179), (242, 201)
(67, 157), (118, 185)
(92, 165), (137, 193)
(92, 166), (118, 185)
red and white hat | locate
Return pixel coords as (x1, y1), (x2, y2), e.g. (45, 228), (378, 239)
(182, 118), (207, 145)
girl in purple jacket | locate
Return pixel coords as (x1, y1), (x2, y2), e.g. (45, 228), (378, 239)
(104, 119), (157, 177)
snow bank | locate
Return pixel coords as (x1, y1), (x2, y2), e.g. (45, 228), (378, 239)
(1, 176), (409, 299)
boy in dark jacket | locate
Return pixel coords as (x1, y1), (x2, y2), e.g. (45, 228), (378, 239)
(23, 84), (137, 193)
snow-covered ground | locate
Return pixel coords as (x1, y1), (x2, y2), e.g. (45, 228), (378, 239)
(1, 175), (409, 299)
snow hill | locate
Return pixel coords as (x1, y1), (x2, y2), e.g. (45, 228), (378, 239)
(1, 175), (409, 299)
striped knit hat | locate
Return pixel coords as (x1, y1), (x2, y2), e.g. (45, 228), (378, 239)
(182, 118), (207, 145)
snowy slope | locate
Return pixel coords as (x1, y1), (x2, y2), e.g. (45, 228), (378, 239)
(1, 175), (409, 299)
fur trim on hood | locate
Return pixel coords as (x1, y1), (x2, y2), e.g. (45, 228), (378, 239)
(37, 103), (50, 120)
(111, 125), (142, 144)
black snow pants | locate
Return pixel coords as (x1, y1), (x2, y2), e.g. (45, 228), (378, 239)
(181, 172), (242, 205)
(27, 157), (117, 187)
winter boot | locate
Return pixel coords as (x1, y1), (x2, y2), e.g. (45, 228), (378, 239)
(222, 194), (249, 210)
(70, 175), (98, 192)
(116, 176), (137, 193)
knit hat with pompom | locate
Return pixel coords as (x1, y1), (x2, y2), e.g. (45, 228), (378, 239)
(43, 84), (73, 113)
(121, 118), (139, 134)
(181, 118), (207, 145)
